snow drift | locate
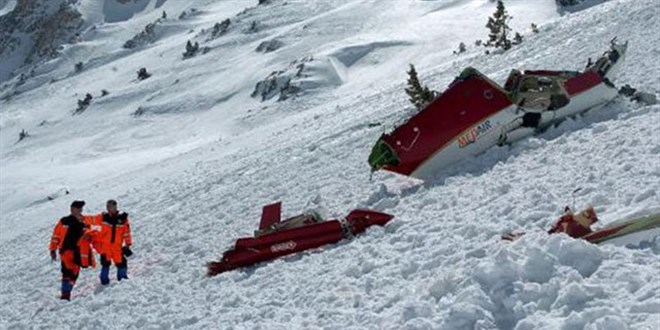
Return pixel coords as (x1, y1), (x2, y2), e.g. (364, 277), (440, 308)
(0, 0), (658, 329)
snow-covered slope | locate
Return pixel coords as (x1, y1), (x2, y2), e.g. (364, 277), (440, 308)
(1, 0), (659, 329)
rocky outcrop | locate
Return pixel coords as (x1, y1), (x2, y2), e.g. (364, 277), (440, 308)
(0, 0), (85, 82)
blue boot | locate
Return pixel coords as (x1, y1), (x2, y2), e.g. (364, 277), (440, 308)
(61, 280), (73, 300)
(117, 267), (128, 281)
(100, 266), (110, 285)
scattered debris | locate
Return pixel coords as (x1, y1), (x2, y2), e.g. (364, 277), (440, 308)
(619, 84), (658, 105)
(207, 201), (393, 276)
(47, 188), (70, 201)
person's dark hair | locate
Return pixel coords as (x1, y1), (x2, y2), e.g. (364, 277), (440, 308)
(71, 200), (85, 208)
(106, 199), (117, 206)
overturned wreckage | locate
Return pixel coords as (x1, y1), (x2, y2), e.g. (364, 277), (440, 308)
(502, 207), (660, 245)
(369, 40), (627, 179)
(207, 202), (393, 276)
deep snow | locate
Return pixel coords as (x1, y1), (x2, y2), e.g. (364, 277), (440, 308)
(0, 0), (659, 329)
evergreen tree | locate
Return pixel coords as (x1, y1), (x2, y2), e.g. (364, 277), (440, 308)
(248, 21), (259, 33)
(485, 1), (512, 51)
(75, 93), (93, 114)
(453, 42), (466, 55)
(137, 68), (151, 80)
(513, 32), (523, 45)
(405, 64), (434, 110)
(183, 40), (199, 58)
(18, 129), (29, 142)
(212, 19), (231, 38)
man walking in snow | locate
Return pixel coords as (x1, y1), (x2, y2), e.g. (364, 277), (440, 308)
(95, 199), (133, 285)
(49, 200), (97, 300)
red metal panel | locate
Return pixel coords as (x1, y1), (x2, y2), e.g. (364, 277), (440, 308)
(236, 220), (343, 249)
(210, 210), (394, 275)
(346, 209), (394, 234)
(582, 223), (627, 242)
(259, 202), (281, 230)
(225, 229), (346, 267)
(564, 71), (602, 95)
(382, 74), (512, 175)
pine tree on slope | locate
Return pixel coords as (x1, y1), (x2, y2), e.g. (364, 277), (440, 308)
(485, 1), (512, 51)
(405, 64), (434, 110)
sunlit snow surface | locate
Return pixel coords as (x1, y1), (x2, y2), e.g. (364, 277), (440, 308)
(0, 0), (658, 329)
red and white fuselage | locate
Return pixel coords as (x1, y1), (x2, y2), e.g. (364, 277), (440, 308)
(369, 41), (627, 180)
(207, 202), (393, 276)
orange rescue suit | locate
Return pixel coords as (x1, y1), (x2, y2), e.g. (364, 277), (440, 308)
(49, 215), (100, 293)
(78, 230), (100, 268)
(94, 211), (132, 263)
(49, 215), (100, 268)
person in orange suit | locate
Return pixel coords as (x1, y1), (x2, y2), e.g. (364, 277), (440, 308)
(97, 199), (133, 285)
(49, 200), (97, 301)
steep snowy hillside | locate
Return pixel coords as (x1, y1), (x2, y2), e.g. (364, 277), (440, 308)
(1, 0), (659, 329)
